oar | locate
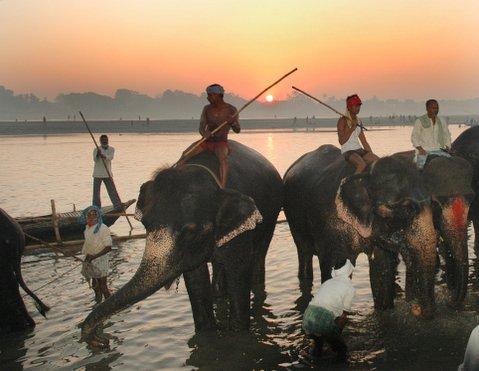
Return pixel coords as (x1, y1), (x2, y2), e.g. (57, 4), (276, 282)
(175, 68), (298, 166)
(79, 111), (134, 231)
(292, 86), (368, 130)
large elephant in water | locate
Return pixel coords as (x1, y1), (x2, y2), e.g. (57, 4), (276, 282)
(81, 140), (283, 343)
(284, 145), (437, 317)
(0, 208), (50, 333)
(452, 126), (479, 252)
(392, 152), (474, 306)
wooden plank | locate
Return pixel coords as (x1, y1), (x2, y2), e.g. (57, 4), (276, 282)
(51, 199), (62, 244)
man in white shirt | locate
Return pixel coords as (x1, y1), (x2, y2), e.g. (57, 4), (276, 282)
(92, 135), (121, 208)
(411, 99), (452, 168)
(458, 325), (479, 371)
(302, 259), (356, 363)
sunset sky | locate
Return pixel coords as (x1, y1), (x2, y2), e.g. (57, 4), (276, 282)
(0, 0), (478, 101)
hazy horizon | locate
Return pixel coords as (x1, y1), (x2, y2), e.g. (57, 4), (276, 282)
(1, 1), (478, 101)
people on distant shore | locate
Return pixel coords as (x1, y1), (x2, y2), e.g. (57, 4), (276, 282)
(80, 206), (112, 303)
(337, 94), (379, 173)
(411, 99), (452, 169)
(92, 134), (121, 208)
(178, 84), (241, 188)
(302, 259), (356, 363)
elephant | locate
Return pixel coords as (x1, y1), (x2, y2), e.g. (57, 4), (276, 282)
(0, 208), (50, 333)
(452, 126), (479, 252)
(283, 145), (437, 318)
(391, 151), (474, 306)
(81, 140), (283, 344)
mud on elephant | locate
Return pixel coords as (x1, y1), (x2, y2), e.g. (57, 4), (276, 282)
(0, 208), (50, 333)
(284, 145), (437, 318)
(81, 140), (283, 344)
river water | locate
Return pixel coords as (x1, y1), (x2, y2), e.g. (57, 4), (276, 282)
(0, 126), (477, 370)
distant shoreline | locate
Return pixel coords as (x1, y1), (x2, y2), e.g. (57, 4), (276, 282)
(0, 117), (472, 136)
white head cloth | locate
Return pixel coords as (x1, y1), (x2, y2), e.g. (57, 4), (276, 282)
(331, 259), (354, 278)
(206, 84), (224, 95)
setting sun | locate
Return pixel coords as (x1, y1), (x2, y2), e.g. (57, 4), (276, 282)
(266, 94), (274, 102)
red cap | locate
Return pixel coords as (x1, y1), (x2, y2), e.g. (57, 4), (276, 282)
(346, 94), (362, 109)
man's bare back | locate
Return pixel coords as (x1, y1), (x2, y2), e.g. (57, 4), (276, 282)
(200, 103), (240, 141)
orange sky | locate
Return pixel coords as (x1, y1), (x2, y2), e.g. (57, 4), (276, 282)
(0, 0), (478, 101)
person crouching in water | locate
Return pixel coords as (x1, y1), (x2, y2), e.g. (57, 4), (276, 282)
(178, 84), (241, 188)
(337, 94), (378, 173)
(80, 206), (112, 302)
(302, 259), (356, 363)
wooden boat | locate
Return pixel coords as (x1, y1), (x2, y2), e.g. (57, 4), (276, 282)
(17, 199), (136, 244)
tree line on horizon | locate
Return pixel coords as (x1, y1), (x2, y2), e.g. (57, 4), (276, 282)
(0, 85), (478, 121)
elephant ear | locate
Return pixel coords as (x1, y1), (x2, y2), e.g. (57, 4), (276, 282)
(215, 189), (263, 247)
(134, 180), (154, 222)
(335, 174), (373, 238)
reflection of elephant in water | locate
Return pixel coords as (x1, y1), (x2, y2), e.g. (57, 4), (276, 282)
(392, 152), (474, 305)
(0, 208), (50, 333)
(284, 145), (437, 317)
(81, 140), (283, 342)
(452, 126), (479, 252)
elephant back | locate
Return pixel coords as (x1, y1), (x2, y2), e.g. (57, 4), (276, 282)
(186, 140), (283, 222)
(284, 145), (356, 205)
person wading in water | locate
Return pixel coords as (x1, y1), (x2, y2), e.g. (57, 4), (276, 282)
(337, 94), (378, 173)
(178, 84), (241, 188)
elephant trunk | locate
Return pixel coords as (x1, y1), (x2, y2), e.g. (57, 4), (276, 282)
(441, 196), (470, 306)
(405, 206), (437, 318)
(81, 228), (180, 342)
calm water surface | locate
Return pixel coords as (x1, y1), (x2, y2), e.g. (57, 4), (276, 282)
(0, 126), (477, 370)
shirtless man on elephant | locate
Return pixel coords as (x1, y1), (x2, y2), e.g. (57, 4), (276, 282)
(178, 84), (241, 188)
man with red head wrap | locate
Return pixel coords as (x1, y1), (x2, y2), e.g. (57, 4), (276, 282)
(337, 94), (379, 173)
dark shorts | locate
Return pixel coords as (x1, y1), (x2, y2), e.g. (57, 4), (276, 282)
(343, 148), (367, 161)
(201, 141), (230, 154)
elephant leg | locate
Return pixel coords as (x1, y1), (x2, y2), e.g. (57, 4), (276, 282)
(224, 237), (252, 331)
(183, 263), (216, 332)
(319, 249), (333, 284)
(0, 270), (35, 333)
(288, 217), (315, 285)
(439, 196), (470, 306)
(368, 247), (396, 310)
(250, 224), (274, 301)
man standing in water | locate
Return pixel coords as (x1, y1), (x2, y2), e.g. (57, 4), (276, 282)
(411, 99), (452, 169)
(92, 134), (121, 208)
(178, 84), (241, 188)
(337, 94), (378, 173)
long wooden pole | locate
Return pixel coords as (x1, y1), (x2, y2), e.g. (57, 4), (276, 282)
(51, 199), (62, 245)
(79, 111), (134, 230)
(292, 86), (368, 130)
(24, 232), (85, 262)
(176, 68), (298, 165)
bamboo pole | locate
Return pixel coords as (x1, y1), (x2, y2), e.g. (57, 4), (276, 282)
(175, 68), (298, 166)
(291, 86), (368, 130)
(51, 199), (62, 245)
(24, 232), (85, 262)
(79, 111), (134, 231)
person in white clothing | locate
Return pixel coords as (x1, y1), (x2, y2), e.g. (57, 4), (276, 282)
(302, 259), (356, 363)
(92, 135), (121, 208)
(411, 99), (452, 169)
(458, 325), (479, 371)
(80, 206), (112, 302)
(337, 94), (379, 173)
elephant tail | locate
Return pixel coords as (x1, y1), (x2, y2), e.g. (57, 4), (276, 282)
(14, 262), (50, 317)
